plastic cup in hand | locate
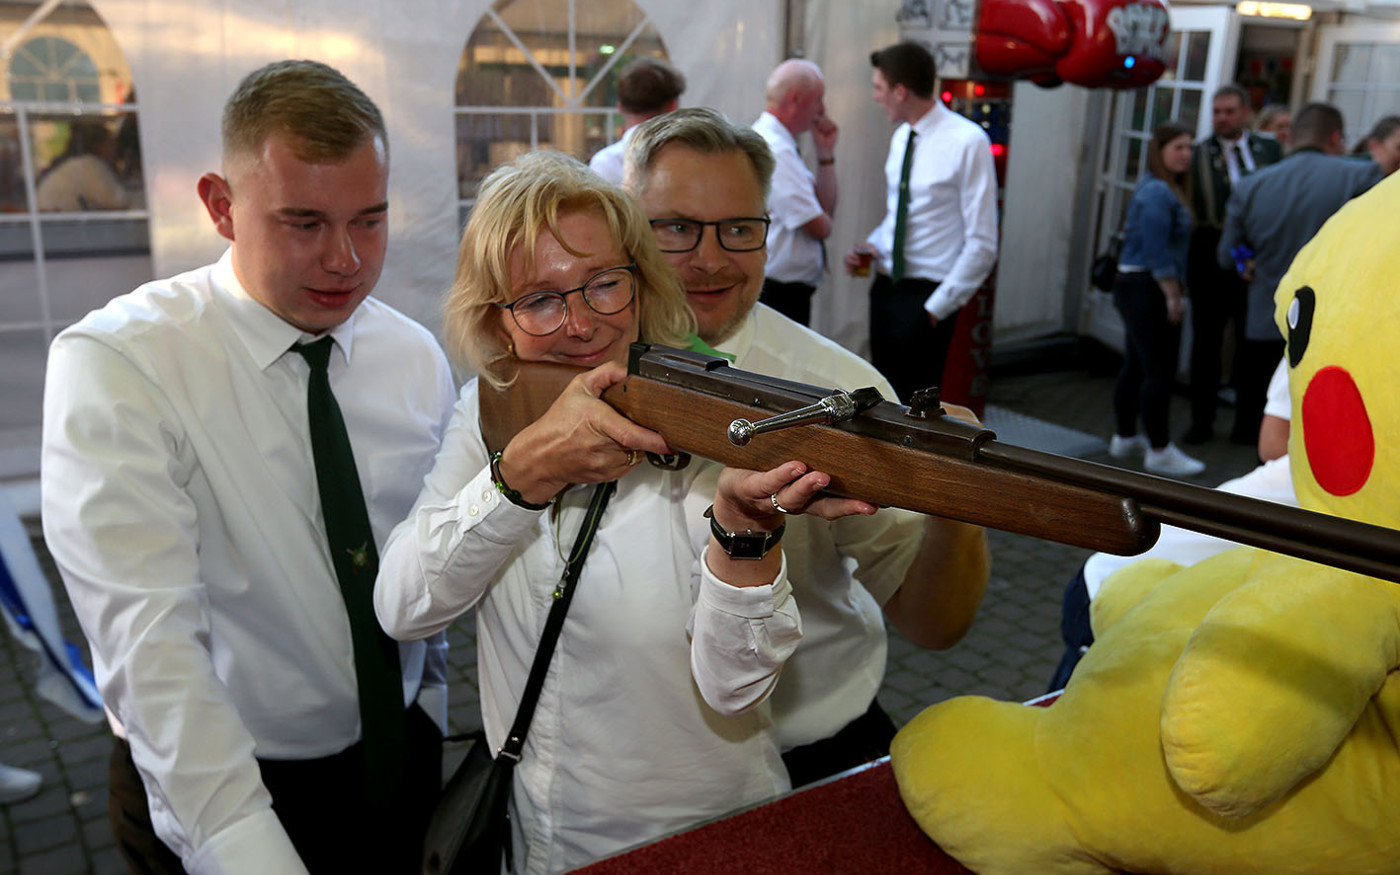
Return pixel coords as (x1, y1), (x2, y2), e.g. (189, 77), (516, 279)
(853, 251), (873, 277)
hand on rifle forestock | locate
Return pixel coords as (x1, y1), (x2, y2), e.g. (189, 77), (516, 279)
(714, 461), (879, 533)
(499, 362), (672, 504)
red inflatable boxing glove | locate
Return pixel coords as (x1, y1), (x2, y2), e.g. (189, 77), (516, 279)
(976, 0), (1169, 88)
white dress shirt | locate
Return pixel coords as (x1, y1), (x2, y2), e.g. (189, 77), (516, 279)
(753, 111), (825, 286)
(1218, 132), (1258, 187)
(41, 251), (456, 873)
(588, 126), (634, 184)
(375, 380), (800, 875)
(866, 102), (999, 320)
(717, 304), (925, 748)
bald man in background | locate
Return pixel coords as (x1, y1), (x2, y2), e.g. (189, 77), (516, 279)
(752, 59), (838, 326)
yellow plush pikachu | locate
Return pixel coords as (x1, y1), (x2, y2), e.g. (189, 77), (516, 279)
(890, 172), (1400, 875)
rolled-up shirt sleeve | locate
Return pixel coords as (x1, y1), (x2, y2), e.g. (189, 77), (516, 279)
(41, 334), (305, 875)
(688, 548), (802, 717)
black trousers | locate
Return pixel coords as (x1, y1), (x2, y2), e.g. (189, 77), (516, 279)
(1185, 228), (1248, 436)
(781, 698), (898, 789)
(1233, 338), (1286, 446)
(869, 274), (958, 405)
(1112, 272), (1182, 448)
(760, 278), (817, 326)
(109, 704), (443, 874)
(1048, 565), (1094, 692)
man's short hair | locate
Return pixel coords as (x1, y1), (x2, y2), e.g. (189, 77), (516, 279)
(624, 106), (775, 201)
(1212, 83), (1249, 108)
(616, 57), (686, 115)
(1291, 102), (1345, 146)
(870, 42), (936, 100)
(222, 60), (387, 164)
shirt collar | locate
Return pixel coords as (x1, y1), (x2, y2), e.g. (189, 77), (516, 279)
(907, 101), (946, 138)
(211, 248), (360, 371)
(712, 306), (758, 363)
(757, 111), (798, 149)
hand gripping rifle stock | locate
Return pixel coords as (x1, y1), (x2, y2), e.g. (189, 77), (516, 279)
(479, 344), (1400, 581)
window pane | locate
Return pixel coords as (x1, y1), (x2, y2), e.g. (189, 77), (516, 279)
(1178, 88), (1203, 132)
(29, 115), (132, 212)
(0, 112), (27, 212)
(1332, 44), (1372, 83)
(1125, 137), (1143, 180)
(1150, 87), (1175, 129)
(1160, 30), (1182, 81)
(1372, 44), (1400, 84)
(456, 112), (534, 199)
(1328, 88), (1367, 144)
(1130, 87), (1149, 132)
(1183, 32), (1210, 82)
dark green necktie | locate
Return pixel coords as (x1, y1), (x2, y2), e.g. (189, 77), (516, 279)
(294, 336), (404, 801)
(891, 126), (918, 283)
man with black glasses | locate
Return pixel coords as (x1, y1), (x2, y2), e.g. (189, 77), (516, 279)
(623, 107), (990, 787)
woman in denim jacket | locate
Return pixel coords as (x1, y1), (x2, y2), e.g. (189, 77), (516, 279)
(1109, 121), (1206, 478)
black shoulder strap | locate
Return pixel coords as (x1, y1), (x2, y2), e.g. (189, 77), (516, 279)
(497, 480), (617, 761)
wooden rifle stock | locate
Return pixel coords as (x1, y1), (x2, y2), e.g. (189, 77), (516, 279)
(480, 344), (1400, 583)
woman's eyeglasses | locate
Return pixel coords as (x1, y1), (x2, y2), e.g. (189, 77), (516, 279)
(498, 264), (638, 337)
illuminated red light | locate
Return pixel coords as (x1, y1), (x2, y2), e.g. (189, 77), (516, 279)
(990, 143), (1005, 157)
(974, 84), (986, 96)
(941, 90), (953, 103)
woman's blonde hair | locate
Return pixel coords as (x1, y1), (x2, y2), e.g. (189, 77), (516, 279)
(443, 150), (694, 387)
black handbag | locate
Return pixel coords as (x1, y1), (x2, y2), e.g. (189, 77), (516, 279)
(1089, 232), (1124, 292)
(422, 480), (617, 875)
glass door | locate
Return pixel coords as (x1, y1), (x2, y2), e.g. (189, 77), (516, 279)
(1080, 5), (1239, 351)
(1312, 24), (1400, 150)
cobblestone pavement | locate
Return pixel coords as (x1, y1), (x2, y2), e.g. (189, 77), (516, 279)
(0, 365), (1264, 873)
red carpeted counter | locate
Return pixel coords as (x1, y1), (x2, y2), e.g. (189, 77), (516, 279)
(571, 758), (973, 874)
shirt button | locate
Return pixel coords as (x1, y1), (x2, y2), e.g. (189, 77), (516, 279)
(467, 505), (480, 517)
(482, 490), (494, 502)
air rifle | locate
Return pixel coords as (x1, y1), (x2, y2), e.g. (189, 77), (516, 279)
(479, 343), (1400, 583)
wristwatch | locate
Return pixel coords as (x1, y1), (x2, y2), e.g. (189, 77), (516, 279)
(703, 505), (785, 560)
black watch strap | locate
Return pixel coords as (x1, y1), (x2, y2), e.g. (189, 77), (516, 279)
(703, 505), (785, 560)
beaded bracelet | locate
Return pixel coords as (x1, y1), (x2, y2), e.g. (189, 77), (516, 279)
(489, 451), (552, 511)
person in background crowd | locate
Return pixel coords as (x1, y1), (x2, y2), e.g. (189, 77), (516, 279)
(1353, 115), (1400, 177)
(1109, 121), (1207, 478)
(42, 60), (456, 873)
(1183, 84), (1282, 447)
(752, 58), (838, 326)
(625, 106), (991, 788)
(1217, 101), (1381, 453)
(588, 56), (685, 184)
(35, 120), (130, 212)
(844, 41), (998, 405)
(375, 149), (871, 874)
(1255, 103), (1292, 147)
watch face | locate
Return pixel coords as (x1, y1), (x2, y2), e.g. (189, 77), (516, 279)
(726, 533), (770, 560)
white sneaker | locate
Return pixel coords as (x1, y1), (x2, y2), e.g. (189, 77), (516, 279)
(1144, 443), (1206, 477)
(0, 763), (42, 804)
(1108, 434), (1149, 459)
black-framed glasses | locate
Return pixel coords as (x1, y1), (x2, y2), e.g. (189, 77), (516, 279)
(497, 264), (638, 337)
(648, 217), (771, 253)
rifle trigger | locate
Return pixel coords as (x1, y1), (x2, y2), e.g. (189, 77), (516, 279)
(647, 452), (691, 471)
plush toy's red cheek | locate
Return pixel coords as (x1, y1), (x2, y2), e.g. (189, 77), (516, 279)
(1301, 365), (1373, 496)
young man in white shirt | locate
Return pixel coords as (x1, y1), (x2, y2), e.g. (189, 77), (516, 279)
(752, 58), (838, 326)
(42, 61), (455, 874)
(588, 56), (685, 184)
(845, 42), (999, 405)
(625, 107), (990, 786)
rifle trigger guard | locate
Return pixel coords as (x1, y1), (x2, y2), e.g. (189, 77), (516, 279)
(728, 390), (859, 447)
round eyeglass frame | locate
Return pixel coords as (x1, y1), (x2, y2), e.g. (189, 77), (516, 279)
(496, 263), (638, 337)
